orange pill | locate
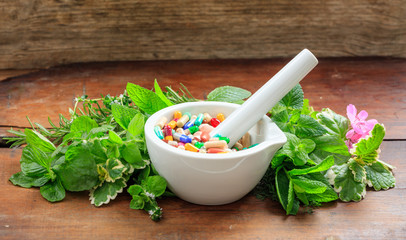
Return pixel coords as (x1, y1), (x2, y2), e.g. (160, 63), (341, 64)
(216, 113), (225, 122)
(174, 110), (182, 119)
(207, 148), (227, 154)
(185, 143), (199, 152)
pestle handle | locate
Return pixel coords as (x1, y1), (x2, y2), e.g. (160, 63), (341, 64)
(210, 49), (318, 147)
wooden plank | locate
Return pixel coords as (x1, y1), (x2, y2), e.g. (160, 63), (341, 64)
(0, 1), (405, 69)
(1, 58), (405, 139)
(1, 141), (404, 239)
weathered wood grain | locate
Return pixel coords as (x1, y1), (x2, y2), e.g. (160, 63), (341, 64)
(1, 58), (405, 139)
(1, 141), (404, 240)
(0, 0), (405, 69)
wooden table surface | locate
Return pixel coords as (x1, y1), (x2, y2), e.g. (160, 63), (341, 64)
(1, 58), (405, 239)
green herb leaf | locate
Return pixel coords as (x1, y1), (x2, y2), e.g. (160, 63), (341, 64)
(127, 82), (169, 115)
(144, 175), (167, 197)
(111, 104), (139, 130)
(364, 161), (395, 190)
(301, 173), (338, 203)
(313, 135), (351, 156)
(40, 178), (66, 202)
(332, 164), (366, 202)
(291, 176), (327, 194)
(275, 167), (290, 212)
(105, 158), (127, 182)
(120, 142), (145, 168)
(55, 145), (99, 191)
(130, 195), (145, 209)
(348, 159), (366, 183)
(128, 113), (145, 137)
(25, 129), (56, 153)
(317, 108), (349, 139)
(70, 115), (98, 133)
(295, 115), (327, 138)
(9, 171), (49, 188)
(154, 79), (173, 106)
(20, 145), (50, 177)
(279, 84), (303, 110)
(289, 155), (334, 176)
(271, 109), (290, 132)
(90, 177), (127, 207)
(108, 130), (123, 144)
(353, 124), (385, 164)
(207, 86), (251, 103)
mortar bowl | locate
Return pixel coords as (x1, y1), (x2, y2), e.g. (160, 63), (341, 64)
(144, 101), (287, 205)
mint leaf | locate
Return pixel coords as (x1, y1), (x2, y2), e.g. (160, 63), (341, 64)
(108, 130), (123, 144)
(310, 148), (350, 165)
(55, 145), (98, 191)
(313, 135), (351, 156)
(295, 115), (326, 138)
(144, 176), (167, 197)
(154, 79), (173, 106)
(25, 129), (56, 153)
(9, 171), (49, 188)
(364, 161), (395, 190)
(126, 83), (169, 115)
(128, 113), (145, 137)
(317, 108), (349, 139)
(207, 86), (251, 103)
(271, 109), (290, 132)
(289, 155), (334, 176)
(70, 115), (98, 134)
(332, 164), (366, 202)
(275, 167), (290, 212)
(40, 178), (65, 202)
(111, 104), (138, 130)
(353, 124), (385, 164)
(301, 173), (338, 203)
(291, 176), (327, 194)
(279, 84), (303, 110)
(120, 142), (145, 168)
(130, 195), (145, 209)
(90, 177), (127, 207)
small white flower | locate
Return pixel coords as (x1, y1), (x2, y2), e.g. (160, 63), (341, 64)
(145, 191), (155, 199)
(119, 94), (123, 99)
(74, 97), (79, 103)
(148, 210), (154, 216)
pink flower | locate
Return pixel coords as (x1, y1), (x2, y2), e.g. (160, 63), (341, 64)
(345, 104), (378, 150)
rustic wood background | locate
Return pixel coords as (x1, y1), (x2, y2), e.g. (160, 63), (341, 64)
(0, 0), (405, 69)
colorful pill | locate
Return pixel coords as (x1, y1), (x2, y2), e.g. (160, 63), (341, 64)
(204, 140), (228, 149)
(207, 148), (227, 154)
(194, 141), (204, 149)
(219, 136), (230, 144)
(178, 142), (185, 147)
(167, 141), (178, 147)
(164, 125), (173, 141)
(203, 113), (212, 122)
(154, 126), (164, 139)
(178, 145), (185, 150)
(173, 133), (192, 143)
(210, 118), (221, 127)
(200, 131), (211, 142)
(233, 142), (243, 150)
(155, 117), (168, 129)
(241, 132), (251, 148)
(199, 148), (207, 153)
(199, 124), (214, 133)
(168, 118), (178, 129)
(194, 113), (204, 126)
(174, 110), (182, 119)
(176, 112), (191, 128)
(176, 128), (186, 134)
(216, 113), (225, 122)
(183, 115), (197, 129)
(188, 125), (199, 134)
(248, 143), (259, 148)
(185, 143), (199, 152)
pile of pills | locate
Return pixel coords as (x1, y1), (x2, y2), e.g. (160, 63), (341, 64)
(154, 111), (258, 153)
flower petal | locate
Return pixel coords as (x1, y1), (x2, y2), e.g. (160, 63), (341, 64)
(347, 104), (357, 122)
(357, 110), (368, 121)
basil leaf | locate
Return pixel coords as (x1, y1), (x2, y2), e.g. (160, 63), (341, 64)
(207, 86), (251, 103)
(40, 178), (66, 202)
(55, 145), (98, 191)
(9, 171), (49, 188)
(70, 115), (98, 134)
(144, 176), (167, 197)
(20, 145), (50, 177)
(25, 129), (56, 153)
(126, 82), (169, 115)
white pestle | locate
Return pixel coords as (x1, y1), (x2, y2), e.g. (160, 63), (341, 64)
(210, 49), (318, 148)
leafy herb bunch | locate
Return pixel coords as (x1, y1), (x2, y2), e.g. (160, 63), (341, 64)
(7, 80), (395, 220)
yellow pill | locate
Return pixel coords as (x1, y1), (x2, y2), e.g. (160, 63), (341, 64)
(185, 143), (199, 152)
(176, 113), (191, 128)
(168, 120), (177, 129)
(174, 110), (182, 119)
(165, 136), (173, 141)
(216, 113), (225, 122)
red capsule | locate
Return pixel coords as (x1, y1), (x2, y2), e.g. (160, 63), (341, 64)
(210, 118), (221, 127)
